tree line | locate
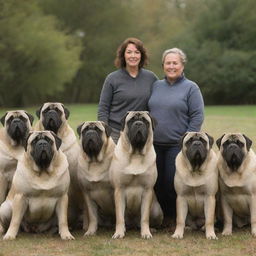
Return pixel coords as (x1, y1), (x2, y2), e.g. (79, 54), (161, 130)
(0, 0), (255, 107)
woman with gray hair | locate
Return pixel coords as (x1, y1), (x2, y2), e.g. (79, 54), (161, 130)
(148, 48), (204, 226)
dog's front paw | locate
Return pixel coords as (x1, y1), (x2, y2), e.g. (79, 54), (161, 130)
(141, 231), (152, 239)
(84, 229), (97, 236)
(251, 225), (256, 237)
(112, 231), (125, 239)
(222, 229), (232, 236)
(172, 232), (184, 239)
(3, 233), (16, 240)
(60, 231), (75, 240)
(206, 233), (218, 240)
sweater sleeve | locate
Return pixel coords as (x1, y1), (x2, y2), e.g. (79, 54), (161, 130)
(97, 75), (113, 124)
(187, 85), (204, 132)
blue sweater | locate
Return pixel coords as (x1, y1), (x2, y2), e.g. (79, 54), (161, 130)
(148, 75), (204, 145)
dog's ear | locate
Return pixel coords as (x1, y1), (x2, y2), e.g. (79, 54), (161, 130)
(120, 112), (129, 131)
(25, 112), (34, 126)
(101, 122), (112, 137)
(50, 131), (62, 150)
(77, 123), (84, 138)
(61, 104), (70, 120)
(243, 134), (252, 151)
(36, 105), (43, 118)
(206, 133), (214, 148)
(0, 112), (7, 126)
(180, 132), (188, 148)
(23, 132), (33, 151)
(216, 134), (225, 149)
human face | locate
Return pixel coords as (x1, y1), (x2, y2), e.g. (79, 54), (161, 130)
(124, 43), (141, 69)
(163, 53), (184, 83)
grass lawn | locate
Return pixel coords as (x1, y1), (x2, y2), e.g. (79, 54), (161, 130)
(0, 104), (256, 256)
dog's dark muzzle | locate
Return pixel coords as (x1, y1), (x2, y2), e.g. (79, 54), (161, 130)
(32, 139), (54, 170)
(43, 110), (62, 134)
(128, 121), (148, 151)
(82, 129), (103, 159)
(224, 143), (244, 171)
(186, 141), (207, 170)
(8, 118), (27, 143)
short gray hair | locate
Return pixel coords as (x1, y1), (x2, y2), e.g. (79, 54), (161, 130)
(162, 48), (187, 65)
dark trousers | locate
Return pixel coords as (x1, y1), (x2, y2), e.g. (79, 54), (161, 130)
(154, 144), (180, 218)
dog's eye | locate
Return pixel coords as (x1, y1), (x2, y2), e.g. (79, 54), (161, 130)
(45, 137), (53, 144)
(31, 139), (37, 145)
(18, 116), (27, 122)
(223, 141), (230, 147)
(54, 107), (61, 113)
(95, 127), (101, 132)
(237, 140), (244, 148)
(199, 137), (207, 145)
(83, 127), (90, 132)
(185, 138), (193, 146)
(8, 116), (14, 122)
(43, 109), (48, 114)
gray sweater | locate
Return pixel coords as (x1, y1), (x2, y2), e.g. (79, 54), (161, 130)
(98, 68), (158, 130)
(148, 75), (204, 145)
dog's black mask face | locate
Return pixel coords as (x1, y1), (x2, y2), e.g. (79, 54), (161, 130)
(30, 134), (54, 170)
(222, 138), (245, 171)
(81, 125), (103, 160)
(42, 107), (62, 134)
(127, 114), (149, 152)
(185, 135), (208, 170)
(7, 115), (29, 145)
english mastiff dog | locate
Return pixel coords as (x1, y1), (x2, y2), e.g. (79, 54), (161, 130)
(216, 133), (256, 236)
(172, 132), (218, 239)
(0, 131), (74, 240)
(35, 102), (82, 226)
(0, 110), (34, 205)
(110, 111), (163, 239)
(77, 121), (116, 235)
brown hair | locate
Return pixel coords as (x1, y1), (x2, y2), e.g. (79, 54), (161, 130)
(114, 37), (148, 69)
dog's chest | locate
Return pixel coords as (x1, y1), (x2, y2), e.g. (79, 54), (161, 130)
(184, 186), (206, 216)
(25, 197), (58, 222)
(90, 188), (114, 213)
(121, 172), (152, 187)
(223, 186), (251, 215)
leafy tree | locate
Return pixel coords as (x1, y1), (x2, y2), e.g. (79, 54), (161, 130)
(40, 0), (135, 103)
(168, 0), (256, 104)
(0, 0), (82, 107)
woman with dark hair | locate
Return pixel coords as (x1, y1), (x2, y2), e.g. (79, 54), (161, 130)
(98, 37), (158, 143)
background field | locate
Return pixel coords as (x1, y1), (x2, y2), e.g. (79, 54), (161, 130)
(0, 104), (256, 256)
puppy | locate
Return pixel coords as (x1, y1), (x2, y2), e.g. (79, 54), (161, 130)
(35, 102), (83, 227)
(216, 133), (256, 236)
(0, 131), (74, 240)
(172, 132), (218, 239)
(110, 111), (163, 239)
(0, 110), (33, 204)
(77, 121), (116, 235)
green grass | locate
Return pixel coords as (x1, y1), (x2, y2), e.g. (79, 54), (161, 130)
(1, 229), (256, 256)
(1, 104), (256, 255)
